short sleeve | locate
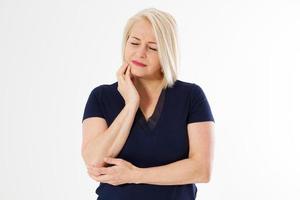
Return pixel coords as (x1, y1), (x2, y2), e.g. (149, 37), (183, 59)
(82, 86), (106, 123)
(187, 84), (215, 124)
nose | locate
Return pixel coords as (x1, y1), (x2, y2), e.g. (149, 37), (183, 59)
(136, 45), (148, 58)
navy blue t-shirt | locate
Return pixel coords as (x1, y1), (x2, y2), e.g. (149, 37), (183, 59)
(82, 79), (215, 200)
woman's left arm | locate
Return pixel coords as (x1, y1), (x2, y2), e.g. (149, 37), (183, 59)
(133, 121), (215, 185)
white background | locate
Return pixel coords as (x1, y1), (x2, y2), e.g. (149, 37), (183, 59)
(0, 0), (299, 199)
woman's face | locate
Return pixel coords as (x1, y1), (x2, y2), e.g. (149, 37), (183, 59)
(124, 19), (163, 80)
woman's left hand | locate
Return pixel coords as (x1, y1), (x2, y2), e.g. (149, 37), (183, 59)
(86, 157), (140, 186)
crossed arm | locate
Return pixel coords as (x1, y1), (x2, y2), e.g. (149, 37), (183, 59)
(85, 120), (214, 186)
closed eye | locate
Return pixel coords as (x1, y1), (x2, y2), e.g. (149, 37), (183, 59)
(130, 43), (157, 51)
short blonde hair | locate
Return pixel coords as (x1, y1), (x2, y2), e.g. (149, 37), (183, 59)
(121, 8), (180, 89)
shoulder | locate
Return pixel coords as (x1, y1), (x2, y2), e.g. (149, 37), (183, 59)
(172, 79), (205, 95)
(90, 81), (118, 97)
(172, 80), (210, 106)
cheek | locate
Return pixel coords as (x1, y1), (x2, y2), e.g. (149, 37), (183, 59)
(150, 57), (161, 68)
(124, 47), (134, 60)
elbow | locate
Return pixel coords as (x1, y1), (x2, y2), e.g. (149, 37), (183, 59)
(194, 165), (212, 183)
(81, 148), (106, 168)
(81, 146), (114, 168)
(202, 174), (211, 183)
(195, 172), (211, 183)
(195, 174), (210, 183)
(190, 157), (213, 183)
(81, 149), (92, 166)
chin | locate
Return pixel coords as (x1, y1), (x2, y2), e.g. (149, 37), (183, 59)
(131, 72), (145, 78)
(130, 66), (146, 76)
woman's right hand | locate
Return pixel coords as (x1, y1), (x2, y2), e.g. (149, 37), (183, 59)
(116, 61), (140, 108)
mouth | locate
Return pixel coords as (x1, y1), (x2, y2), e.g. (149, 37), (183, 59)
(132, 60), (147, 67)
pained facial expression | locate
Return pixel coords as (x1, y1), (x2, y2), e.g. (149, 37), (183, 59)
(124, 19), (163, 80)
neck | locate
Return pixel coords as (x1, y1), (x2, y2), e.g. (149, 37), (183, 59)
(134, 77), (164, 97)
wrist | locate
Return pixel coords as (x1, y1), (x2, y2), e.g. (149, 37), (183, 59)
(132, 166), (143, 184)
(125, 102), (139, 111)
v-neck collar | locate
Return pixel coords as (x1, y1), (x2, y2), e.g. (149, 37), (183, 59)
(137, 87), (167, 131)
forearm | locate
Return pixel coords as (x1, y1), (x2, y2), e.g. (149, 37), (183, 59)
(83, 104), (138, 166)
(107, 104), (138, 158)
(133, 158), (209, 185)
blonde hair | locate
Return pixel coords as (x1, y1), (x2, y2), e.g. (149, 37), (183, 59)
(121, 8), (180, 89)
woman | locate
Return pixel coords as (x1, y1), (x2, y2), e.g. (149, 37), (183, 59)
(81, 7), (215, 200)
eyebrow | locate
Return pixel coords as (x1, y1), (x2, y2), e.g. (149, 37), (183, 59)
(130, 36), (157, 44)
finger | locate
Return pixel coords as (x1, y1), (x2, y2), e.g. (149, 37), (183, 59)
(88, 168), (100, 176)
(117, 61), (129, 76)
(95, 174), (111, 183)
(117, 61), (126, 74)
(129, 64), (134, 80)
(96, 167), (112, 175)
(104, 157), (122, 165)
(88, 162), (103, 168)
(88, 170), (100, 181)
(128, 65), (135, 82)
(117, 72), (125, 84)
(87, 165), (101, 175)
(123, 63), (129, 76)
(88, 172), (110, 183)
(117, 73), (125, 85)
(88, 164), (111, 174)
(117, 62), (128, 82)
(87, 162), (103, 171)
(125, 64), (131, 81)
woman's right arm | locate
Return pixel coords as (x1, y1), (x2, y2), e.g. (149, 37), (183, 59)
(81, 102), (138, 168)
(82, 62), (140, 168)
